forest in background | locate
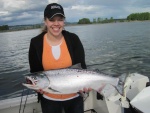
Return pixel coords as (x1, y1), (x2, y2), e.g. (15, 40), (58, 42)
(78, 12), (150, 24)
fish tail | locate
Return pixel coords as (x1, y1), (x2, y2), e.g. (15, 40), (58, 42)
(116, 73), (128, 96)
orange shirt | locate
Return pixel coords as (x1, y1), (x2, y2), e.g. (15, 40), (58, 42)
(42, 34), (78, 100)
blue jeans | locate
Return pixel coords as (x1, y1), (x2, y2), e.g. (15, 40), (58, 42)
(41, 96), (84, 113)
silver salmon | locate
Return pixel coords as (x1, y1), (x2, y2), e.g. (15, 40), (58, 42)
(23, 67), (126, 97)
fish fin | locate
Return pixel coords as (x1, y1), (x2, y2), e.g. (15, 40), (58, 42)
(100, 84), (118, 98)
(23, 72), (43, 76)
(48, 87), (61, 93)
(23, 73), (36, 76)
(97, 84), (106, 93)
(68, 63), (82, 69)
(116, 73), (128, 96)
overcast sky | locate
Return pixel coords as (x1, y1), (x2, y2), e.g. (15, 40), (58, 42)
(0, 0), (150, 25)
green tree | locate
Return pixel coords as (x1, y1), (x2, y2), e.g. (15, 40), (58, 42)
(127, 12), (150, 21)
(78, 18), (91, 24)
(109, 17), (114, 22)
(0, 25), (9, 31)
(102, 18), (108, 23)
(97, 17), (102, 23)
(93, 18), (97, 23)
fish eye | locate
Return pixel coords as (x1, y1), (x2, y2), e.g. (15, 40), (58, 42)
(31, 76), (37, 80)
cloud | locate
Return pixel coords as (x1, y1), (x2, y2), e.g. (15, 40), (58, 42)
(3, 0), (25, 10)
(0, 11), (9, 16)
(71, 5), (98, 12)
(0, 0), (150, 25)
(0, 0), (47, 25)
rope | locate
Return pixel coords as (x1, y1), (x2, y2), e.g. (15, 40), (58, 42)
(19, 88), (30, 113)
(19, 88), (25, 113)
(22, 89), (30, 113)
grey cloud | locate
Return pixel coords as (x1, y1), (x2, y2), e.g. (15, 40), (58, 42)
(0, 0), (149, 25)
(0, 0), (48, 25)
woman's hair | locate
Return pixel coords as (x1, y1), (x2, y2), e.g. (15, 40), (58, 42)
(41, 17), (47, 32)
(41, 25), (47, 32)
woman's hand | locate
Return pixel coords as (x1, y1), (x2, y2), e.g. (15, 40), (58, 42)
(36, 89), (44, 94)
(79, 88), (92, 97)
(79, 87), (92, 93)
(36, 89), (48, 94)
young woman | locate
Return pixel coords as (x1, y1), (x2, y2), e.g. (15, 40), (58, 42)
(29, 3), (91, 113)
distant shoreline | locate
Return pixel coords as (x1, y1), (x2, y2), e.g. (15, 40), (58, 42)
(0, 27), (41, 33)
(0, 20), (149, 33)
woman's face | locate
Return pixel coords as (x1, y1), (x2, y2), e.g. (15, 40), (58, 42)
(45, 15), (65, 38)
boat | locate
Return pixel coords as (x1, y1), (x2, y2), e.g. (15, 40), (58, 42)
(0, 73), (149, 113)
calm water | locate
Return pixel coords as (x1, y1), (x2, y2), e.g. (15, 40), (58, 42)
(0, 21), (150, 100)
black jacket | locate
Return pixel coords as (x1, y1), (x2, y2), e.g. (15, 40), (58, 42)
(29, 30), (86, 73)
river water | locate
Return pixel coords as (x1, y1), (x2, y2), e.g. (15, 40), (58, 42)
(0, 21), (150, 100)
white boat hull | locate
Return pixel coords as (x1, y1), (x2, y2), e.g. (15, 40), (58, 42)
(131, 86), (150, 113)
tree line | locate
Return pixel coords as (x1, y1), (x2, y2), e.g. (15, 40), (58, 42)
(78, 17), (117, 24)
(127, 12), (150, 21)
(0, 25), (9, 31)
(78, 12), (150, 24)
(0, 24), (41, 32)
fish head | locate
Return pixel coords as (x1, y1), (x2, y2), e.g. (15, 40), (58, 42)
(22, 73), (50, 90)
